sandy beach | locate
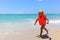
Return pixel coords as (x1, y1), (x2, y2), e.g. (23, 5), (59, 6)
(0, 14), (60, 40)
(0, 26), (60, 40)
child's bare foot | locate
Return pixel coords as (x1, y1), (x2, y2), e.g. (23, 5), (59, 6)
(39, 35), (41, 38)
(39, 35), (42, 38)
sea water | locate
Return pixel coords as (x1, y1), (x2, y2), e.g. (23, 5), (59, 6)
(0, 14), (60, 32)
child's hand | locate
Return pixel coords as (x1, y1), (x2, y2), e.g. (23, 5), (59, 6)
(47, 22), (49, 24)
(46, 19), (49, 24)
(34, 23), (36, 25)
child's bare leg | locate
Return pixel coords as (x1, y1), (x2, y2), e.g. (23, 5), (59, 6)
(40, 27), (43, 36)
(44, 27), (48, 34)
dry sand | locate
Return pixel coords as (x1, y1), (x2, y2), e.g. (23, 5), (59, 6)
(0, 27), (60, 40)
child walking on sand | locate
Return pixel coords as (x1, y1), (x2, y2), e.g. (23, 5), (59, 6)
(34, 10), (49, 37)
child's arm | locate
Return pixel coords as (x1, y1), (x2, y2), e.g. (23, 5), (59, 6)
(34, 18), (38, 25)
(46, 18), (49, 24)
(44, 15), (49, 24)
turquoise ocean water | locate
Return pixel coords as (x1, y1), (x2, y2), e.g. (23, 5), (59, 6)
(0, 14), (60, 32)
(0, 14), (60, 22)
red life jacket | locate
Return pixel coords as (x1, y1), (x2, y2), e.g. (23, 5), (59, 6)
(38, 13), (46, 26)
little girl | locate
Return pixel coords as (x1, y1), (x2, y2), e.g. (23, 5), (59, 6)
(34, 10), (49, 37)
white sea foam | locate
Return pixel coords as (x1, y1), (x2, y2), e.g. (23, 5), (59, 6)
(26, 19), (60, 24)
(49, 20), (60, 24)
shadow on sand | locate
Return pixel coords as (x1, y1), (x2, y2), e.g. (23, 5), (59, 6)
(36, 34), (51, 40)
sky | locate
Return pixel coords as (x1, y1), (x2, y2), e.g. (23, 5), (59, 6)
(0, 0), (60, 14)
